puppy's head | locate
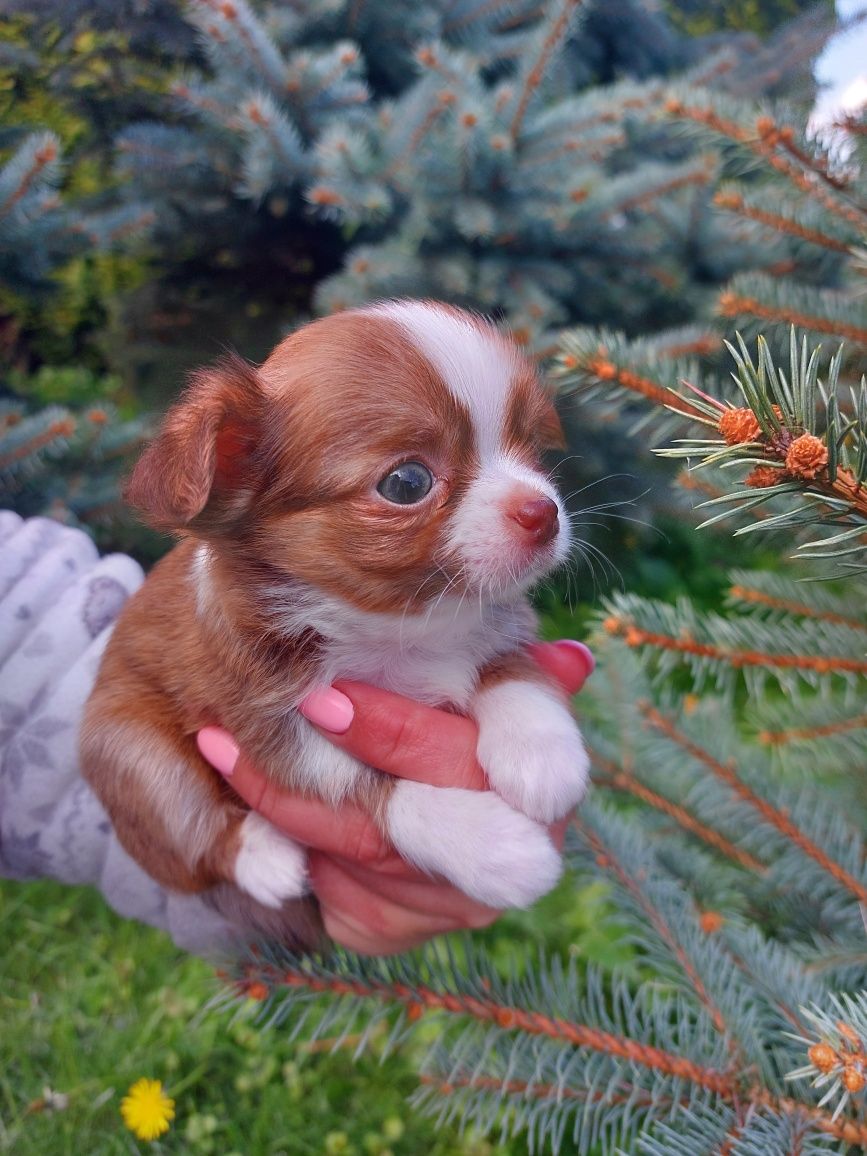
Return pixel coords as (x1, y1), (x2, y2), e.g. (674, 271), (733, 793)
(127, 300), (570, 611)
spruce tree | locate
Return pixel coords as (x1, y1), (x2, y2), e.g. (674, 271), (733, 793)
(107, 0), (838, 356)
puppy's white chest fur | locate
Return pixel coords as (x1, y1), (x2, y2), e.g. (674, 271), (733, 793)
(293, 588), (536, 708)
(195, 546), (536, 706)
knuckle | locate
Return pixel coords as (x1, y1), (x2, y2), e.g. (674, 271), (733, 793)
(361, 903), (397, 943)
(235, 760), (272, 814)
(375, 707), (422, 769)
(346, 816), (390, 866)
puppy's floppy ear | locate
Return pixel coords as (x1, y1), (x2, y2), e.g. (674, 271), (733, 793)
(540, 401), (567, 452)
(125, 354), (265, 534)
(535, 388), (567, 452)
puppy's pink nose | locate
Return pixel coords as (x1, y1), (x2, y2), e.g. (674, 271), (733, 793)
(509, 497), (559, 545)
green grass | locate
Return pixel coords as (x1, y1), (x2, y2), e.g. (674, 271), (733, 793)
(0, 872), (629, 1155)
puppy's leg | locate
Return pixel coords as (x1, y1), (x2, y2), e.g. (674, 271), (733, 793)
(470, 652), (589, 824)
(80, 701), (308, 908)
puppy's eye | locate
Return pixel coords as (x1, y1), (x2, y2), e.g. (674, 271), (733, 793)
(377, 461), (434, 505)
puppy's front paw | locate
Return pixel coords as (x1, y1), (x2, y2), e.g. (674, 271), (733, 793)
(473, 681), (589, 824)
(233, 812), (308, 908)
(386, 781), (562, 909)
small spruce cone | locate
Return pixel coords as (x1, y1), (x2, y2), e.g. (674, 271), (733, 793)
(785, 432), (828, 479)
(719, 407), (761, 445)
(841, 1066), (866, 1094)
(837, 1021), (861, 1046)
(745, 465), (781, 488)
(698, 911), (724, 934)
(808, 1042), (839, 1074)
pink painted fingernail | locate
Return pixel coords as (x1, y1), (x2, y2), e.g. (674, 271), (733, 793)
(197, 727), (240, 777)
(299, 687), (354, 734)
(555, 639), (596, 676)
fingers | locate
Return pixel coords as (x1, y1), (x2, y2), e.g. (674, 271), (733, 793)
(302, 681), (488, 790)
(197, 730), (393, 861)
(308, 853), (500, 955)
(527, 639), (595, 695)
(312, 854), (501, 925)
(298, 638), (594, 789)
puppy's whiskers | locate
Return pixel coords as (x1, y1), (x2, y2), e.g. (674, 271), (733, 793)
(565, 521), (624, 596)
(401, 564), (453, 647)
(417, 566), (464, 637)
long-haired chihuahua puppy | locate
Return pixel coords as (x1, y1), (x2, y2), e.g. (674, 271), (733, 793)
(81, 300), (588, 946)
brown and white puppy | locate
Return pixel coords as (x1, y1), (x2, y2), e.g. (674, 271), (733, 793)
(80, 300), (589, 946)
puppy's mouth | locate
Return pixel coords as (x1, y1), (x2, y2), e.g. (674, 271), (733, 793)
(443, 517), (569, 603)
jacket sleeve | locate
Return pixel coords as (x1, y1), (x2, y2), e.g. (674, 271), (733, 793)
(0, 511), (235, 956)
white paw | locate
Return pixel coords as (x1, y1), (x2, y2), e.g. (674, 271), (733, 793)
(233, 812), (308, 909)
(473, 681), (589, 823)
(386, 781), (562, 909)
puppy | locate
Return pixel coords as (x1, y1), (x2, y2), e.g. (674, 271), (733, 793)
(81, 300), (589, 947)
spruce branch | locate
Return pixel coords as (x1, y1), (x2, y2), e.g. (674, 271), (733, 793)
(675, 466), (775, 514)
(507, 0), (583, 141)
(227, 950), (867, 1149)
(716, 276), (867, 348)
(660, 332), (867, 565)
(599, 157), (716, 220)
(224, 946), (737, 1097)
(589, 746), (766, 875)
(570, 813), (732, 1037)
(639, 703), (867, 910)
(188, 0), (288, 96)
(218, 832), (867, 1151)
(0, 409), (77, 481)
(713, 185), (858, 256)
(171, 77), (242, 127)
(413, 1067), (668, 1156)
(442, 0), (540, 37)
(653, 327), (722, 360)
(383, 88), (456, 183)
(638, 1108), (844, 1156)
(665, 92), (867, 230)
(725, 571), (867, 631)
(757, 711), (867, 750)
(602, 598), (867, 685)
(0, 131), (61, 221)
(553, 327), (709, 433)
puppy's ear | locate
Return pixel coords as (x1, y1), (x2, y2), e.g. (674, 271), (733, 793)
(125, 354), (265, 534)
(539, 395), (567, 452)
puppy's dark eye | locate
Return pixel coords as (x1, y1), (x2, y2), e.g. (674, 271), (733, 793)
(377, 461), (434, 505)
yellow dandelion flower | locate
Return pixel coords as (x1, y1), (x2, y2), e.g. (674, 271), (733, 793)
(120, 1078), (175, 1142)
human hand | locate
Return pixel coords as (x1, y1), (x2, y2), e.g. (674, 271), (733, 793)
(197, 639), (594, 955)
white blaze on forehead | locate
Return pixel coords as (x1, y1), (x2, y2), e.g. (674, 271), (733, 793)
(368, 300), (517, 456)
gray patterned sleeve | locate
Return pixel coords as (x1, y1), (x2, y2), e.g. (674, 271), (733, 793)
(0, 511), (235, 956)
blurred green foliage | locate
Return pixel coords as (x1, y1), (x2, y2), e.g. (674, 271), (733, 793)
(666, 0), (834, 36)
(7, 363), (123, 407)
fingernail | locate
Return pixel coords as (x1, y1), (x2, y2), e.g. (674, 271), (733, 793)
(555, 638), (596, 676)
(197, 727), (240, 777)
(299, 687), (354, 734)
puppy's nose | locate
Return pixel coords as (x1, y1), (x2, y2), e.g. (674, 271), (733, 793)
(509, 497), (559, 545)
